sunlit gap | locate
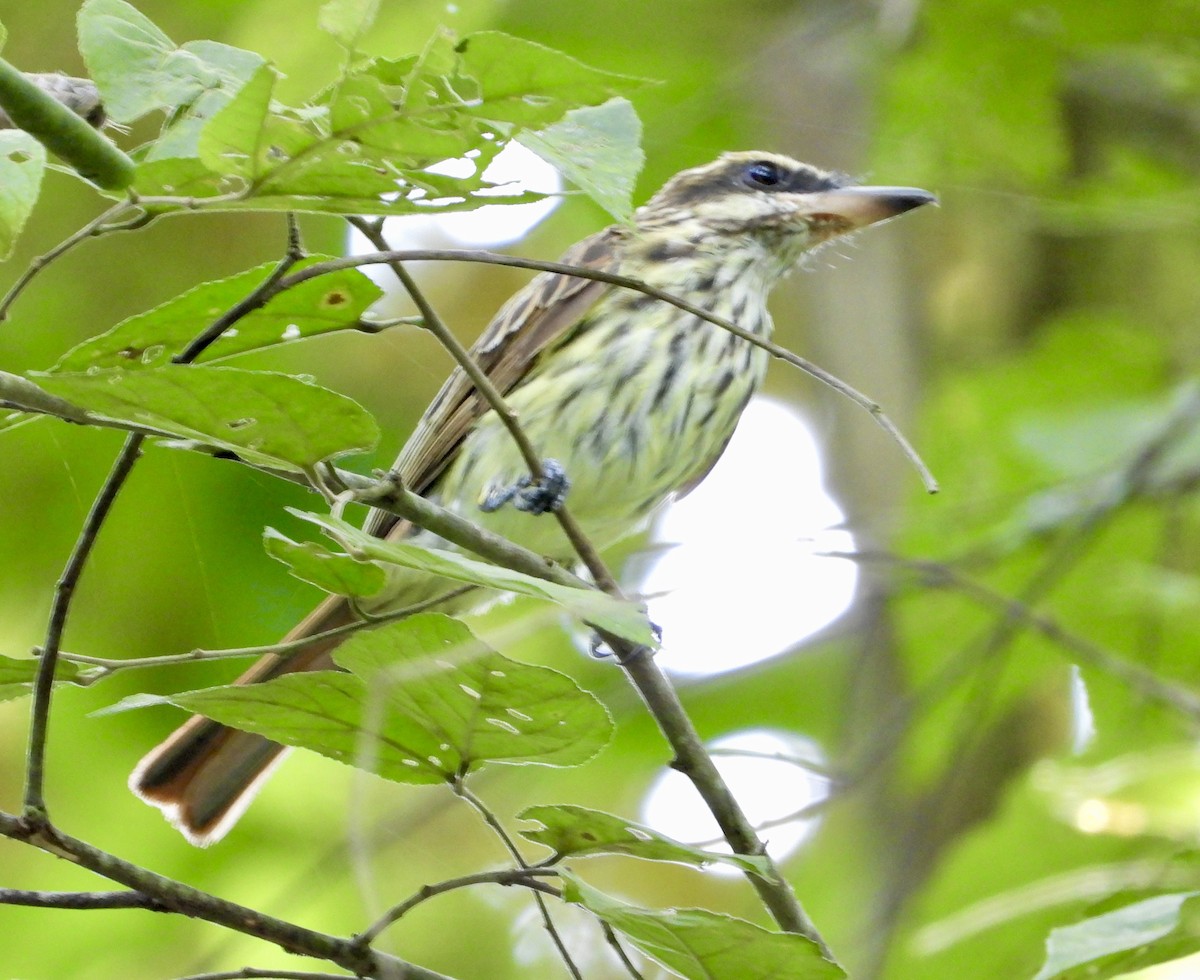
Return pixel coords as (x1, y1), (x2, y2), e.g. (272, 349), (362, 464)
(346, 142), (563, 269)
(631, 397), (857, 675)
(633, 398), (854, 863)
(641, 729), (832, 873)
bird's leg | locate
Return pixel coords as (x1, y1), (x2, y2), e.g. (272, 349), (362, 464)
(480, 458), (571, 515)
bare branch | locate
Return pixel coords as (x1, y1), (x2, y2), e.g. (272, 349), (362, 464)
(0, 888), (170, 912)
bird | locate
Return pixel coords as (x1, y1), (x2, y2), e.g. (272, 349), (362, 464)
(131, 151), (935, 844)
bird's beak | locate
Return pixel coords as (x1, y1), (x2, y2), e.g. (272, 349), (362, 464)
(800, 185), (937, 233)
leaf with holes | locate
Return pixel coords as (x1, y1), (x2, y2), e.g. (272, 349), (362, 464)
(263, 527), (386, 598)
(563, 874), (845, 980)
(36, 365), (378, 469)
(181, 28), (645, 215)
(519, 98), (643, 222)
(456, 32), (651, 126)
(107, 615), (612, 782)
(51, 258), (382, 373)
(0, 131), (45, 260)
(292, 510), (656, 645)
(518, 804), (770, 877)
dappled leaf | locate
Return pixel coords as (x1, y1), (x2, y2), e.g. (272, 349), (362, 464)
(562, 874), (844, 979)
(121, 615), (612, 782)
(173, 27), (644, 215)
(1033, 892), (1200, 980)
(456, 32), (649, 125)
(519, 98), (644, 221)
(518, 803), (770, 876)
(263, 527), (386, 598)
(51, 257), (382, 372)
(0, 130), (44, 259)
(291, 510), (656, 644)
(78, 0), (263, 132)
(37, 365), (378, 470)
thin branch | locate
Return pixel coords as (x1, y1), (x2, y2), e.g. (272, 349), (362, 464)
(23, 223), (311, 820)
(59, 587), (475, 682)
(600, 922), (646, 980)
(278, 245), (938, 493)
(175, 213), (306, 363)
(24, 431), (144, 817)
(452, 781), (583, 980)
(354, 868), (561, 946)
(0, 199), (141, 322)
(0, 888), (170, 912)
(609, 638), (832, 952)
(849, 551), (1200, 719)
(0, 810), (444, 980)
(176, 970), (356, 980)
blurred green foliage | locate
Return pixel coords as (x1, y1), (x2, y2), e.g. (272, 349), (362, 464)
(1, 0), (1199, 978)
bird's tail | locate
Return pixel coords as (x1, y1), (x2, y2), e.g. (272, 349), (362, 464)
(130, 595), (356, 846)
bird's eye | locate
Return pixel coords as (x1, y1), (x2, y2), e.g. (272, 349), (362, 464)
(744, 161), (785, 188)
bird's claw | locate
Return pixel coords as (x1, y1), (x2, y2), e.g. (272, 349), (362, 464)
(480, 459), (571, 515)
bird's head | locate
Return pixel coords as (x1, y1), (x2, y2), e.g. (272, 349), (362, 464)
(637, 151), (935, 272)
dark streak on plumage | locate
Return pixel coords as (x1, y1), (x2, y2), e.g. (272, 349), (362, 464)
(650, 356), (681, 411)
(644, 239), (697, 263)
(713, 369), (735, 397)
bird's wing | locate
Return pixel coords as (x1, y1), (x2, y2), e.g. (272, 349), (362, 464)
(363, 226), (626, 539)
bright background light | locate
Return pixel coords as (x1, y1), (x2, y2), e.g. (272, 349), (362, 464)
(633, 396), (858, 676)
(640, 729), (832, 870)
(347, 142), (563, 267)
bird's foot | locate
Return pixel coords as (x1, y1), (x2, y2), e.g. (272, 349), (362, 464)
(480, 459), (571, 515)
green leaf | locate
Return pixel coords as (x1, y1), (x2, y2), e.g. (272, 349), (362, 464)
(263, 527), (386, 598)
(176, 28), (639, 215)
(36, 365), (378, 470)
(1033, 892), (1200, 980)
(51, 258), (383, 372)
(121, 614), (612, 782)
(132, 154), (229, 198)
(78, 0), (174, 122)
(291, 510), (656, 645)
(457, 32), (651, 126)
(562, 874), (845, 980)
(519, 98), (643, 221)
(78, 0), (264, 137)
(196, 62), (277, 177)
(0, 131), (44, 259)
(518, 804), (771, 877)
(0, 654), (82, 703)
(319, 0), (380, 47)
